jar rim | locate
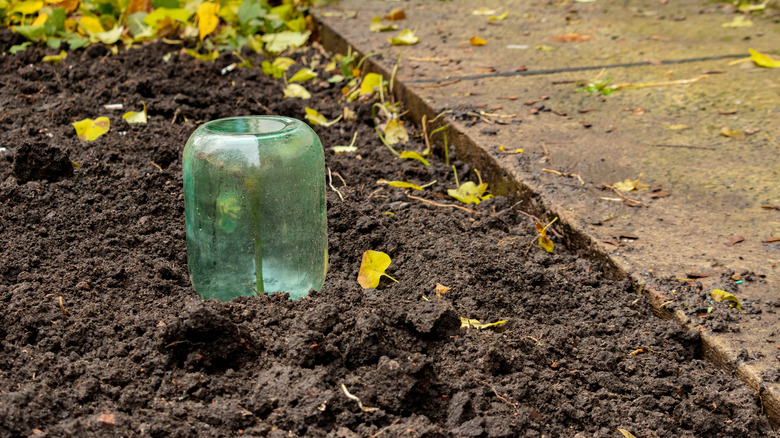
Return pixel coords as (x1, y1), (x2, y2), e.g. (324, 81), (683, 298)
(201, 116), (299, 138)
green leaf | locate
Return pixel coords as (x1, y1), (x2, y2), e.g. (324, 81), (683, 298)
(143, 8), (193, 27)
(370, 16), (397, 32)
(399, 151), (430, 165)
(460, 317), (507, 330)
(360, 72), (383, 95)
(122, 102), (147, 124)
(384, 119), (408, 145)
(285, 16), (306, 32)
(357, 250), (398, 289)
(67, 36), (89, 50)
(749, 49), (780, 68)
(42, 50), (67, 65)
(328, 74), (345, 83)
(73, 117), (110, 141)
(711, 289), (742, 309)
(283, 83), (311, 99)
(185, 49), (220, 62)
(261, 30), (310, 53)
(261, 57), (294, 78)
(237, 0), (265, 25)
(9, 42), (32, 54)
(46, 37), (62, 48)
(377, 179), (423, 191)
(152, 0), (178, 8)
(12, 24), (46, 42)
(288, 67), (317, 83)
(389, 29), (419, 46)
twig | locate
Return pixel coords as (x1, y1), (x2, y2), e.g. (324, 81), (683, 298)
(476, 379), (519, 414)
(171, 108), (180, 125)
(253, 98), (272, 114)
(408, 56), (447, 62)
(542, 168), (584, 186)
(341, 384), (379, 413)
(611, 74), (709, 90)
(420, 78), (461, 89)
(651, 144), (715, 151)
(369, 419), (401, 438)
(150, 161), (163, 172)
(495, 201), (563, 238)
(58, 296), (67, 319)
(328, 168), (344, 201)
(334, 172), (348, 188)
(604, 185), (649, 207)
(407, 194), (478, 214)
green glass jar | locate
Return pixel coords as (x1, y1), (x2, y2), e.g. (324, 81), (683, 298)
(183, 116), (327, 301)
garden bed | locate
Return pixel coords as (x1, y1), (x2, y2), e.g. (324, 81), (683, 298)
(0, 31), (775, 437)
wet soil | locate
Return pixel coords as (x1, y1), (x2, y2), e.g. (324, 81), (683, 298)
(0, 31), (776, 437)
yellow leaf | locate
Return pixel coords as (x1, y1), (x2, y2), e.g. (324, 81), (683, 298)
(384, 119), (408, 145)
(73, 117), (110, 141)
(288, 68), (317, 83)
(360, 72), (383, 95)
(460, 317), (507, 329)
(370, 16), (397, 32)
(711, 289), (742, 309)
(617, 430), (637, 438)
(42, 50), (66, 65)
(539, 235), (554, 253)
(665, 124), (688, 130)
(384, 8), (406, 20)
(448, 168), (491, 205)
(305, 107), (341, 127)
(469, 36), (486, 46)
(32, 13), (48, 26)
(613, 174), (648, 192)
(357, 250), (398, 289)
(722, 16), (752, 27)
(122, 102), (147, 124)
(79, 16), (104, 34)
(399, 151), (430, 165)
(389, 29), (419, 46)
(720, 127), (740, 137)
(11, 0), (44, 15)
(185, 49), (219, 62)
(749, 49), (780, 68)
(196, 2), (219, 41)
(489, 11), (509, 21)
(435, 283), (450, 297)
(283, 83), (311, 99)
(377, 179), (423, 191)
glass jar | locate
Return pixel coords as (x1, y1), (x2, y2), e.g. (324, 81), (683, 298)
(183, 116), (327, 301)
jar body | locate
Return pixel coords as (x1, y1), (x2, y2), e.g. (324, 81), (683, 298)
(183, 116), (327, 301)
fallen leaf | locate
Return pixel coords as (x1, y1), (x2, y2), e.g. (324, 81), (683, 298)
(665, 124), (688, 130)
(196, 2), (219, 41)
(435, 283), (450, 296)
(261, 57), (295, 78)
(613, 174), (649, 192)
(42, 50), (67, 65)
(384, 119), (409, 145)
(549, 33), (594, 43)
(535, 220), (556, 253)
(384, 8), (406, 21)
(360, 72), (384, 95)
(304, 107), (341, 126)
(711, 289), (742, 309)
(357, 250), (398, 289)
(97, 412), (116, 426)
(389, 29), (419, 46)
(722, 16), (753, 28)
(460, 317), (507, 329)
(332, 146), (358, 154)
(749, 49), (780, 68)
(288, 68), (317, 83)
(724, 235), (745, 246)
(73, 117), (110, 141)
(489, 11), (509, 21)
(185, 49), (219, 62)
(717, 109), (737, 115)
(720, 126), (740, 137)
(536, 45), (556, 51)
(262, 30), (310, 53)
(650, 189), (671, 199)
(370, 16), (398, 32)
(122, 102), (147, 124)
(377, 179), (423, 191)
(469, 36), (487, 46)
(617, 428), (637, 438)
(448, 168), (492, 205)
(283, 83), (311, 99)
(399, 151), (430, 165)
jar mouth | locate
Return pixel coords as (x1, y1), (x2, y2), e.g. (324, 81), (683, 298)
(202, 116), (298, 138)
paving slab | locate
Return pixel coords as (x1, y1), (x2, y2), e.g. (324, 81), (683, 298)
(313, 0), (780, 423)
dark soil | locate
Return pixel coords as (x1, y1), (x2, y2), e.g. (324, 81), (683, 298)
(0, 30), (776, 437)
